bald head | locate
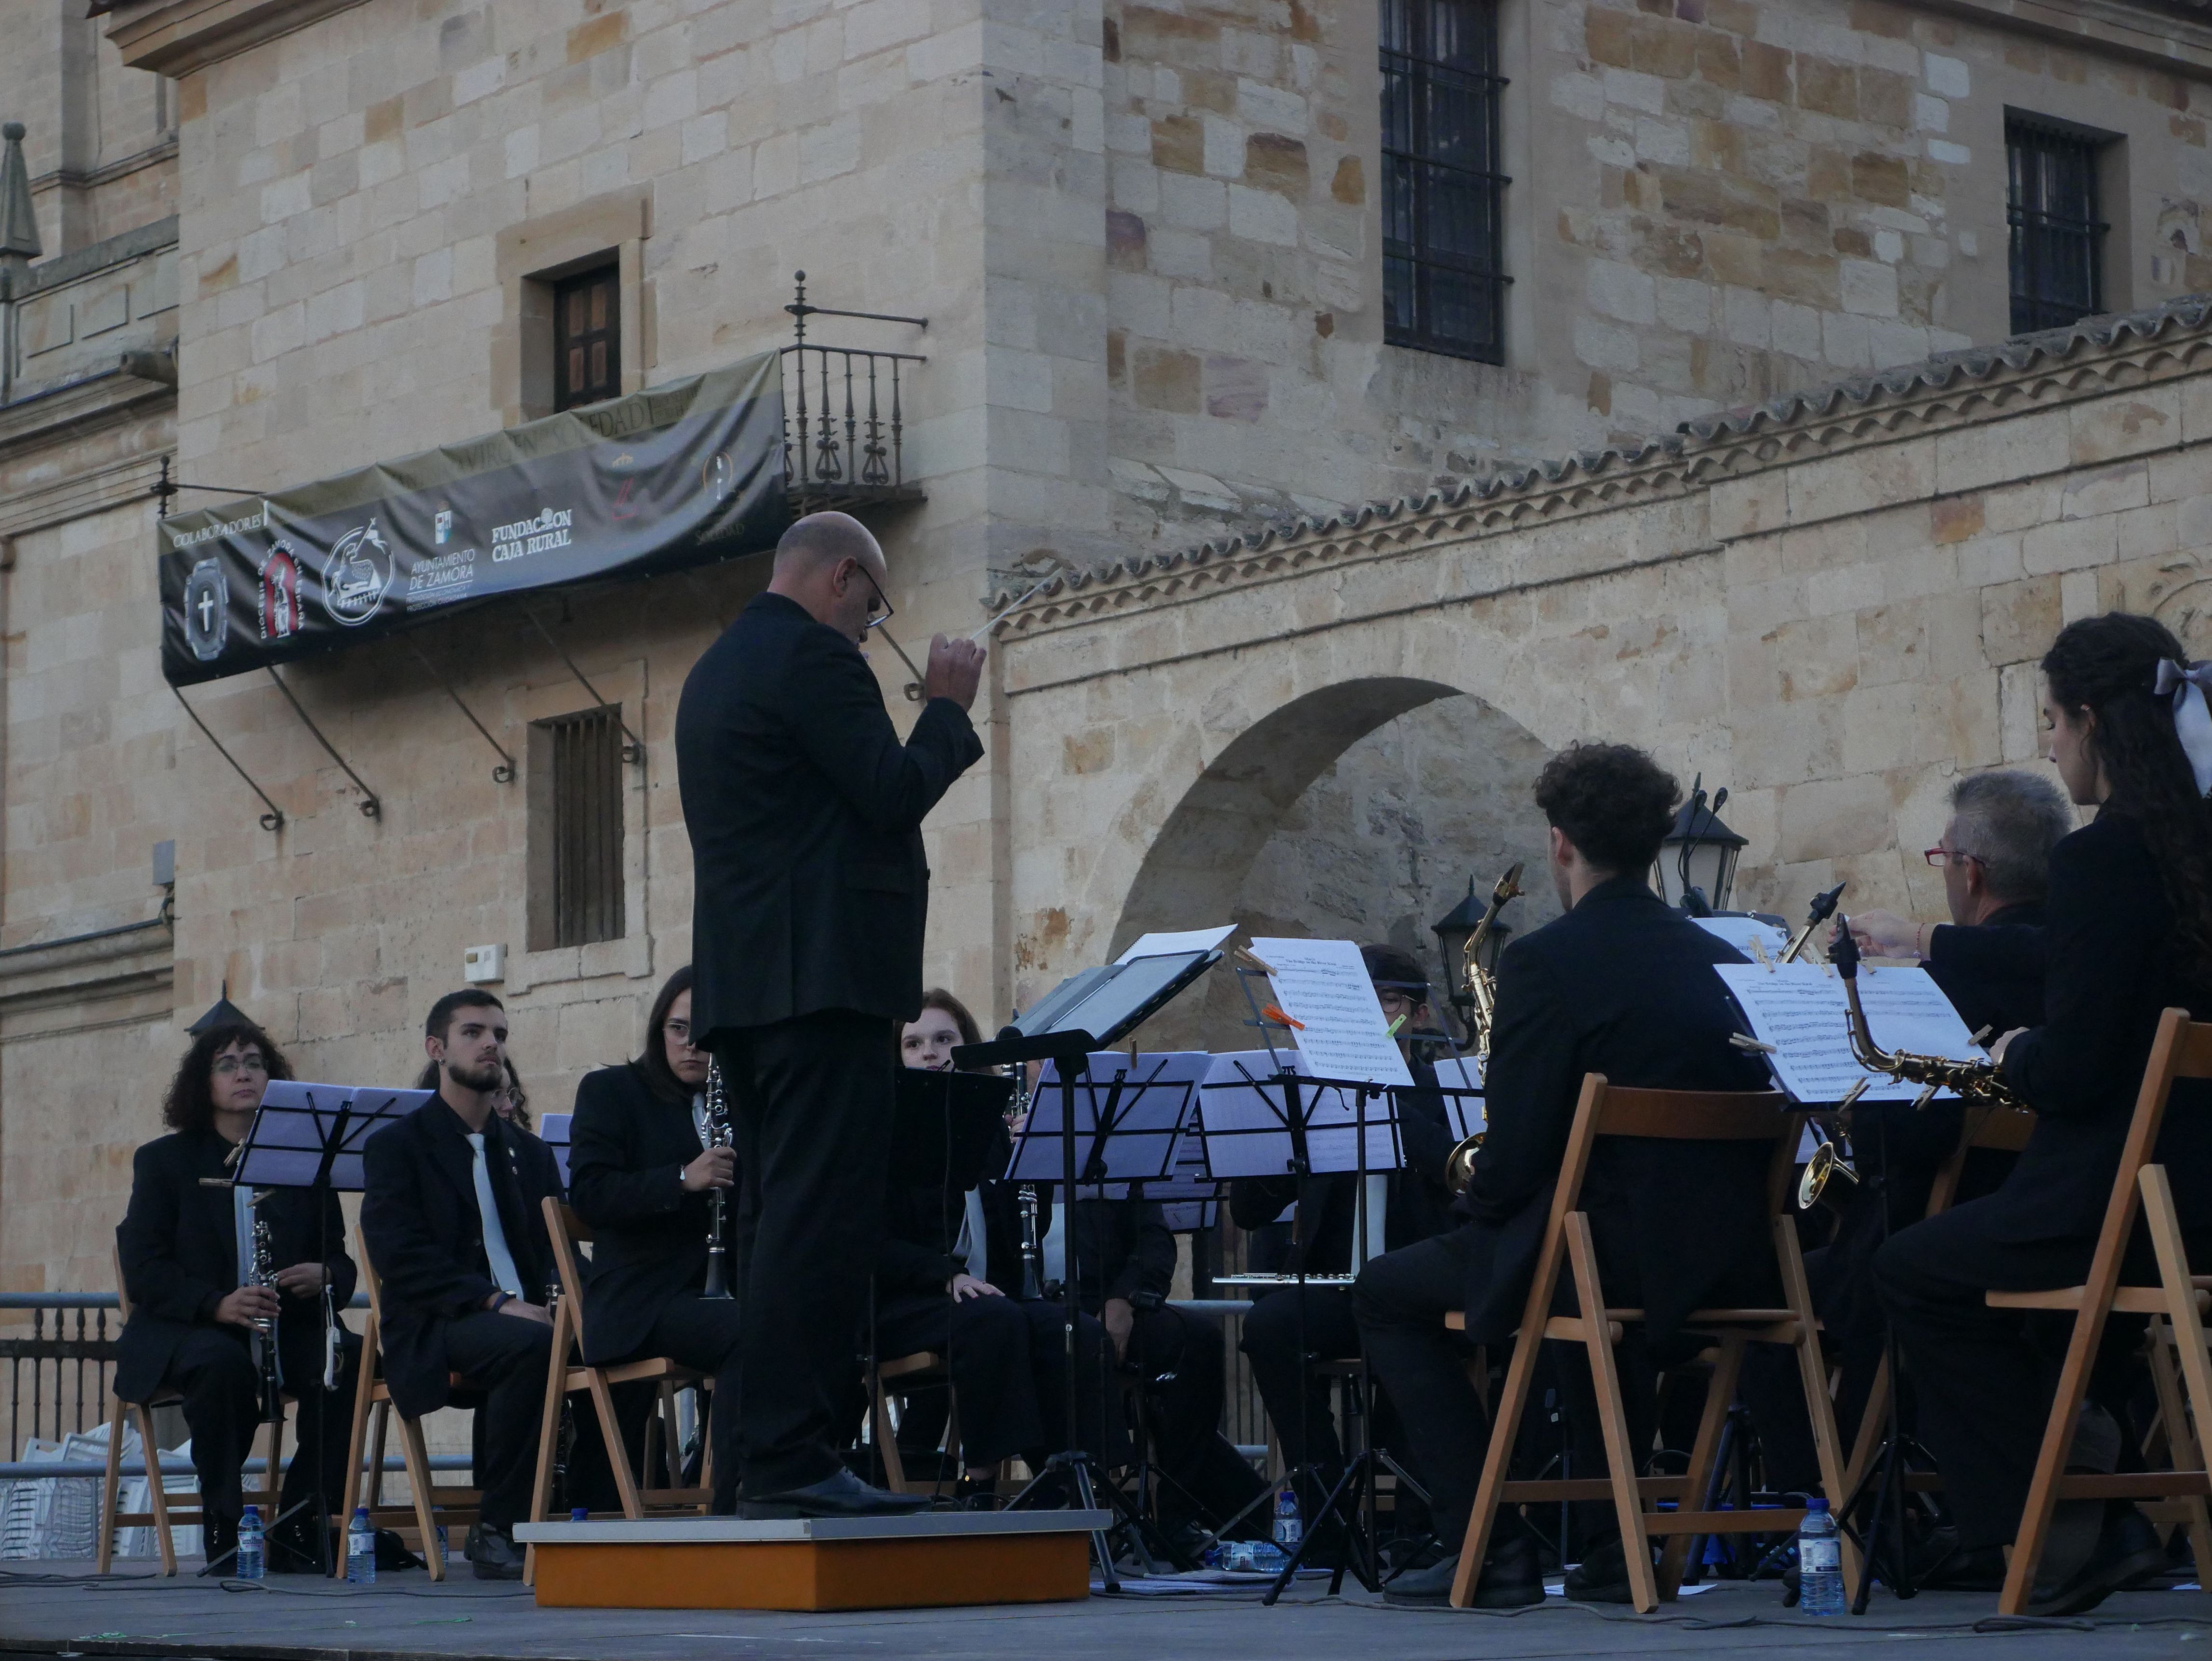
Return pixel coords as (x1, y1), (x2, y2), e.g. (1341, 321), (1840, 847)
(767, 511), (890, 643)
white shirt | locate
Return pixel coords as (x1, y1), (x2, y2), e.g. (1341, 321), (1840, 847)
(465, 1131), (525, 1297)
(953, 1189), (989, 1284)
(1041, 1203), (1067, 1288)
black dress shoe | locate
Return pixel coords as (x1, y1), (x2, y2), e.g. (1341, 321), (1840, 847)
(1564, 1534), (1654, 1603)
(464, 1521), (525, 1581)
(2028, 1507), (2168, 1617)
(737, 1468), (932, 1519)
(1383, 1535), (1544, 1608)
(1913, 1527), (2008, 1593)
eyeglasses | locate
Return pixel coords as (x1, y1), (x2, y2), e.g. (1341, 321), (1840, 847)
(853, 567), (894, 630)
(212, 1055), (268, 1078)
(1923, 846), (1985, 870)
(663, 1019), (696, 1046)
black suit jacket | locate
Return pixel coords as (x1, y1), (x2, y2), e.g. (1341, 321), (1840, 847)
(675, 591), (985, 1040)
(1987, 812), (2212, 1242)
(1927, 900), (2047, 1044)
(1228, 1059), (1457, 1274)
(113, 1127), (356, 1405)
(1457, 877), (1775, 1345)
(566, 1063), (714, 1364)
(359, 1097), (563, 1417)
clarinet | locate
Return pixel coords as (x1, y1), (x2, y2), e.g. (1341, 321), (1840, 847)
(701, 1059), (735, 1300)
(1019, 1185), (1044, 1300)
(246, 1204), (284, 1424)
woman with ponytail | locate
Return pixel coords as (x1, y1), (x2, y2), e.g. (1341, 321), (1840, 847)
(1876, 612), (2212, 1614)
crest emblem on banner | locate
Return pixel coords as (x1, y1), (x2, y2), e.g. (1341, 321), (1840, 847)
(258, 542), (302, 641)
(183, 558), (229, 662)
(323, 519), (395, 627)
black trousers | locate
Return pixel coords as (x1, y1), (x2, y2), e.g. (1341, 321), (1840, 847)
(1126, 1305), (1265, 1529)
(874, 1292), (1119, 1468)
(1241, 1287), (1359, 1485)
(442, 1309), (555, 1530)
(718, 1011), (895, 1496)
(158, 1318), (361, 1536)
(612, 1295), (744, 1511)
(1873, 1198), (2212, 1549)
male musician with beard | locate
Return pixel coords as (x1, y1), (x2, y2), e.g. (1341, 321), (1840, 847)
(1230, 945), (1455, 1529)
(1352, 744), (1772, 1607)
(115, 1013), (359, 1573)
(567, 965), (745, 1512)
(361, 991), (563, 1579)
(676, 511), (983, 1518)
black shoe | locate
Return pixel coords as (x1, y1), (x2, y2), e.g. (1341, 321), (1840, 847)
(1383, 1535), (1544, 1608)
(464, 1521), (525, 1581)
(1564, 1534), (1654, 1603)
(1910, 1526), (2008, 1593)
(736, 1467), (932, 1519)
(2028, 1507), (2168, 1617)
(199, 1515), (239, 1576)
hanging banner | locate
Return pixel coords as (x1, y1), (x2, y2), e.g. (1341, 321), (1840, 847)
(158, 353), (789, 686)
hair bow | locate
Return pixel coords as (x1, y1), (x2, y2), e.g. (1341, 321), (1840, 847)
(2154, 658), (2212, 797)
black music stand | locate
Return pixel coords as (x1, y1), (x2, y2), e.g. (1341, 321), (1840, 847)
(953, 947), (1221, 1587)
(211, 1081), (430, 1574)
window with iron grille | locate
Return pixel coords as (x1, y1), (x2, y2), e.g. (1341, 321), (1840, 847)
(553, 266), (621, 411)
(2008, 116), (2108, 335)
(1381, 0), (1509, 363)
(527, 707), (624, 950)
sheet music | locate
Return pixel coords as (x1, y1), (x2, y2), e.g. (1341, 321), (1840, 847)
(1196, 1050), (1401, 1177)
(1693, 914), (1791, 962)
(1427, 1053), (1487, 1142)
(1715, 963), (1983, 1105)
(1250, 936), (1414, 1089)
(1115, 925), (1236, 965)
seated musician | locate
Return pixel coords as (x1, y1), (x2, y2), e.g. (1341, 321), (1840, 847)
(361, 990), (563, 1580)
(1352, 743), (1773, 1607)
(1875, 614), (2212, 1615)
(1230, 944), (1454, 1531)
(566, 965), (744, 1513)
(115, 1012), (361, 1573)
(872, 989), (1119, 1500)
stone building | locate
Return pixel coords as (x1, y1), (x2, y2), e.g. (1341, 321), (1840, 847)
(2, 0), (2212, 1381)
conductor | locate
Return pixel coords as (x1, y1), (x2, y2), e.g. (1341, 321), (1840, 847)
(676, 511), (985, 1517)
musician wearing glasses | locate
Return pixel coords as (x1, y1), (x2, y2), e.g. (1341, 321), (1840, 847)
(676, 511), (984, 1519)
(567, 965), (745, 1512)
(114, 1014), (359, 1573)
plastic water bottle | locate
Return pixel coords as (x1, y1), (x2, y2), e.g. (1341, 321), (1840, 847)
(346, 1506), (376, 1585)
(571, 1506), (590, 1522)
(1272, 1482), (1303, 1549)
(1797, 1498), (1844, 1615)
(235, 1505), (264, 1582)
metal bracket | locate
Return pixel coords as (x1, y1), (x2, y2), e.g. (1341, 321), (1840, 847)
(151, 456), (270, 521)
(266, 667), (381, 818)
(409, 643), (515, 783)
(528, 611), (646, 766)
(171, 686), (285, 832)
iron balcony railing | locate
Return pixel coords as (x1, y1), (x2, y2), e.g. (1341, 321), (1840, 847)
(779, 272), (926, 513)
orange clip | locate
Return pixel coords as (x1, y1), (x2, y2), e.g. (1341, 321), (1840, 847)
(1262, 1004), (1305, 1030)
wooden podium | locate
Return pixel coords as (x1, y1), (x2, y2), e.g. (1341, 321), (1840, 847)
(514, 1510), (1109, 1612)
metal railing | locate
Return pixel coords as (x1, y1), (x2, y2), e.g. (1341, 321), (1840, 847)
(0, 1295), (118, 1461)
(779, 272), (926, 512)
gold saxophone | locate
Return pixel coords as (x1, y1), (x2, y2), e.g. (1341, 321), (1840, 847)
(1444, 863), (1524, 1194)
(1830, 917), (2020, 1107)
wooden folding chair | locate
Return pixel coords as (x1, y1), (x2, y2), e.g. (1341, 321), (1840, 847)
(1991, 1008), (2212, 1614)
(1446, 1076), (1850, 1613)
(872, 1350), (957, 1494)
(98, 1246), (288, 1575)
(337, 1230), (482, 1581)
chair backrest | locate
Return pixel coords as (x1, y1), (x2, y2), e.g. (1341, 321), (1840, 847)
(540, 1198), (590, 1326)
(1967, 1106), (2038, 1155)
(2081, 1009), (2212, 1292)
(113, 1244), (135, 1323)
(1549, 1074), (1796, 1239)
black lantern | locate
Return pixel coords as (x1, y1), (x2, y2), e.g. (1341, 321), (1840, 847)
(1431, 880), (1513, 1016)
(1653, 783), (1746, 915)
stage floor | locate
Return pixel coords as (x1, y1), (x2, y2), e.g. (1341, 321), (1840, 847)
(1, 1559), (2207, 1659)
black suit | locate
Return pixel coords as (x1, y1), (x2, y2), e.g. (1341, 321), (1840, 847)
(115, 1128), (361, 1545)
(1353, 877), (1773, 1541)
(359, 1097), (564, 1528)
(1877, 813), (2212, 1547)
(674, 590), (982, 1496)
(566, 1062), (742, 1508)
(1233, 1064), (1455, 1492)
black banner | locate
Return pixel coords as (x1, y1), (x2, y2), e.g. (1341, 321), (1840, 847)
(159, 353), (788, 686)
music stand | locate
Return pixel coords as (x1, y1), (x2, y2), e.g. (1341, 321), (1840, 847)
(211, 1081), (431, 1574)
(954, 947), (1221, 1587)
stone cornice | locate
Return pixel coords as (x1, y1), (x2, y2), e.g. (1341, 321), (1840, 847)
(102, 0), (374, 76)
(997, 295), (2212, 638)
(1917, 0), (2212, 77)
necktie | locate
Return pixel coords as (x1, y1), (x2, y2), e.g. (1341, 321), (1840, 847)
(465, 1131), (524, 1297)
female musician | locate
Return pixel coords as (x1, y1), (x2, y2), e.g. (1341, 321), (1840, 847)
(566, 965), (744, 1512)
(113, 1016), (359, 1572)
(1876, 612), (2212, 1614)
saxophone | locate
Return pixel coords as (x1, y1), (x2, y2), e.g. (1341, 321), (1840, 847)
(1444, 863), (1524, 1192)
(1831, 918), (2020, 1107)
(246, 1203), (284, 1423)
(701, 1059), (736, 1300)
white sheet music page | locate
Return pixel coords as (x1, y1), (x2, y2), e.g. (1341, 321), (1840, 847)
(1692, 914), (1791, 962)
(1714, 962), (1984, 1105)
(1114, 925), (1237, 965)
(1251, 936), (1414, 1089)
